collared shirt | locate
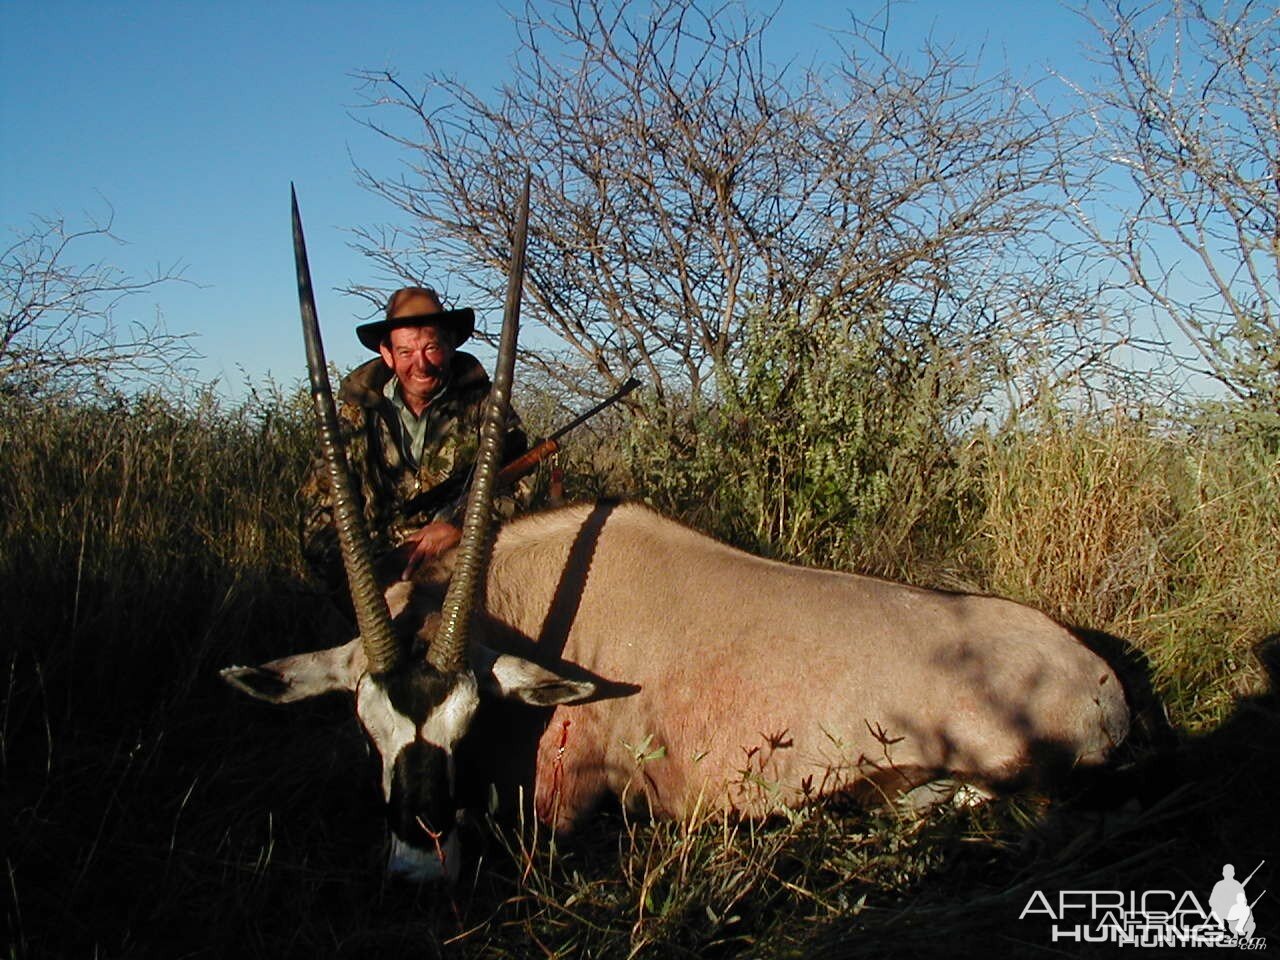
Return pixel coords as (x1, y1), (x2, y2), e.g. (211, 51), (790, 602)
(383, 374), (450, 470)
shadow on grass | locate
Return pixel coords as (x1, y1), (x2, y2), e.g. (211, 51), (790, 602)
(789, 634), (1280, 959)
(2, 566), (419, 959)
(6, 542), (1276, 960)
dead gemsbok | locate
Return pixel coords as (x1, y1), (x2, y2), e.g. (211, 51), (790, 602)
(222, 183), (1135, 882)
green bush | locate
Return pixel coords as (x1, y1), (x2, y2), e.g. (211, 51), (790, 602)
(625, 309), (981, 579)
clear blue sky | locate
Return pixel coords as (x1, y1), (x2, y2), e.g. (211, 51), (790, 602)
(2, 1), (1093, 394)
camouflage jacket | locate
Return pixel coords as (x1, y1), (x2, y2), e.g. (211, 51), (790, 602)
(299, 351), (528, 585)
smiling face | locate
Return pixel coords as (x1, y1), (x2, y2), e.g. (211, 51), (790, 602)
(380, 324), (456, 415)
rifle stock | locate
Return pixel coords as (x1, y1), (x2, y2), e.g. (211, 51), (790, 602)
(496, 437), (560, 487)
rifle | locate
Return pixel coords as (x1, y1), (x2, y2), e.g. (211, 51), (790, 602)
(1242, 860), (1265, 888)
(425, 376), (642, 522)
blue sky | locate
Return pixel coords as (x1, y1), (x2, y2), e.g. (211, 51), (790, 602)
(2, 1), (1094, 394)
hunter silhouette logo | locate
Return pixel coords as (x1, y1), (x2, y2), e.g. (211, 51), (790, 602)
(1209, 862), (1265, 939)
(1019, 859), (1267, 948)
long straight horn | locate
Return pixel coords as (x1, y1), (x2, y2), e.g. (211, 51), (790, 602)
(292, 185), (401, 674)
(428, 171), (530, 673)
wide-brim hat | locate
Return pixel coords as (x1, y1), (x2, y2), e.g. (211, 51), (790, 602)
(355, 287), (475, 352)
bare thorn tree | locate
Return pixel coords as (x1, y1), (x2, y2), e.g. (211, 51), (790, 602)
(1, 208), (196, 401)
(351, 0), (1118, 422)
(1073, 0), (1279, 423)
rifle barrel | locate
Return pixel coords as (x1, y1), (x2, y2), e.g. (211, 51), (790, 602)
(1242, 860), (1265, 887)
(548, 377), (641, 443)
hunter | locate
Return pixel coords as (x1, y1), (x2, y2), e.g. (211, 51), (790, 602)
(300, 286), (528, 593)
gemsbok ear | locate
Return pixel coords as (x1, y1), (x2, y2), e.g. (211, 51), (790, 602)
(476, 649), (597, 707)
(221, 637), (367, 704)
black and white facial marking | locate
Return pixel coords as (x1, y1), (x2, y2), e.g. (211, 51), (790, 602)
(221, 635), (597, 882)
(356, 663), (480, 883)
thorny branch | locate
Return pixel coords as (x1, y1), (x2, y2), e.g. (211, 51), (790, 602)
(348, 0), (1125, 422)
(1, 207), (195, 400)
(1072, 0), (1279, 419)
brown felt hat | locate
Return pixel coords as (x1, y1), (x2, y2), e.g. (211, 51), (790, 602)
(355, 287), (475, 352)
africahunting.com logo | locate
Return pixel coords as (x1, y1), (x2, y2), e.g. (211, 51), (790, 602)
(1019, 860), (1267, 949)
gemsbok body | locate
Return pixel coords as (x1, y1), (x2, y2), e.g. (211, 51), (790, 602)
(224, 498), (1133, 879)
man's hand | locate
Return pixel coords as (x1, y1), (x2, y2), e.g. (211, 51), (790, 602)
(400, 521), (462, 579)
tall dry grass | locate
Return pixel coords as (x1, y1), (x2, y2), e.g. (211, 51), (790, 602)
(0, 385), (314, 718)
(2, 378), (1275, 958)
(973, 411), (1279, 729)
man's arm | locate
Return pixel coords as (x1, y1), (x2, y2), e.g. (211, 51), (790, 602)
(396, 413), (528, 579)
